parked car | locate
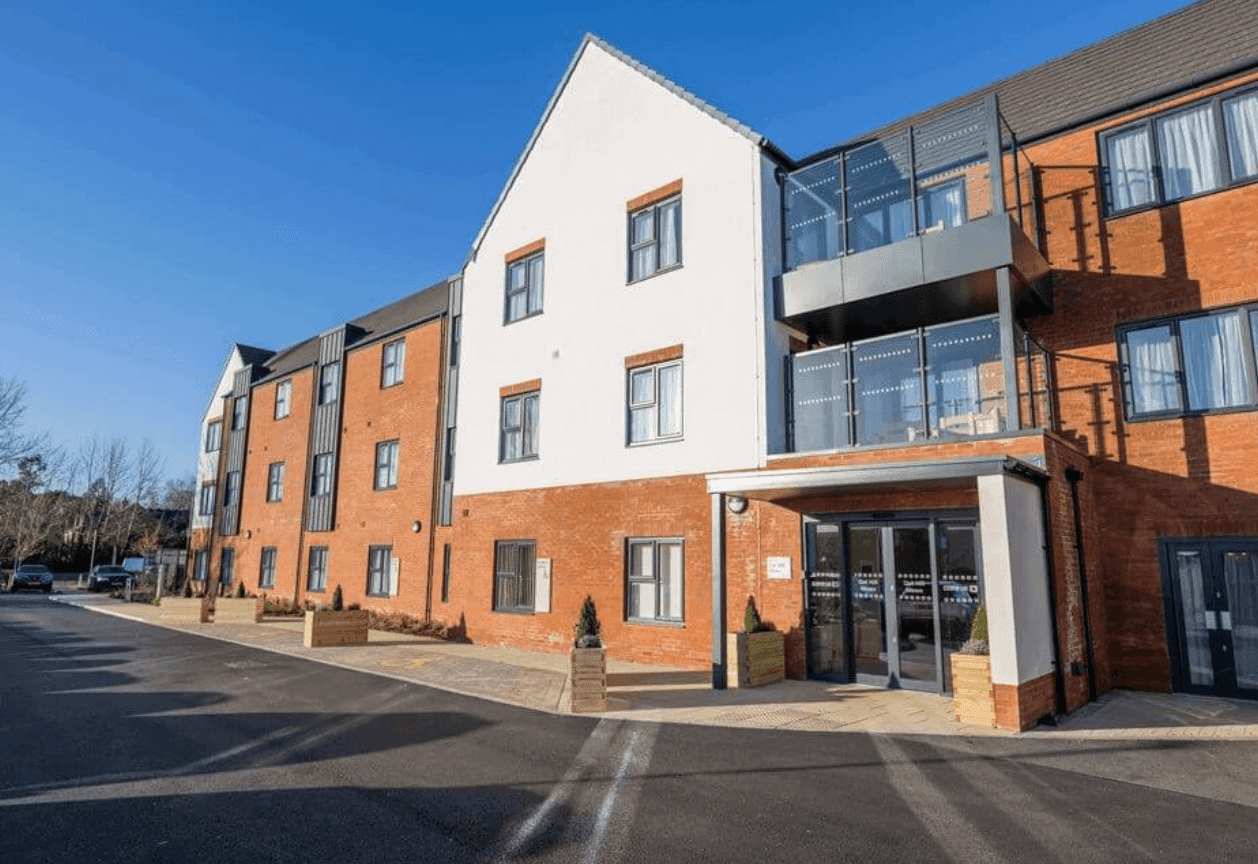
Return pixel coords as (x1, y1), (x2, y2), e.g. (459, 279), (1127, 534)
(87, 565), (130, 592)
(9, 564), (54, 593)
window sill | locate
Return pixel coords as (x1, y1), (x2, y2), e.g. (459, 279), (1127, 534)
(1104, 173), (1258, 220)
(627, 435), (683, 448)
(366, 592), (390, 599)
(306, 588), (326, 594)
(503, 310), (544, 327)
(627, 263), (683, 286)
(380, 381), (404, 390)
(1124, 402), (1258, 423)
(499, 455), (540, 465)
(626, 618), (685, 628)
(493, 608), (535, 615)
(374, 485), (398, 492)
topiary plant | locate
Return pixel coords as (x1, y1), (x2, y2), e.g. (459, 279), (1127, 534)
(960, 605), (990, 655)
(573, 595), (603, 648)
(744, 596), (762, 633)
(235, 581), (246, 598)
(332, 584), (344, 611)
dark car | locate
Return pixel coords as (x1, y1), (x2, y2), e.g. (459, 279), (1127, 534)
(87, 565), (130, 592)
(9, 564), (54, 593)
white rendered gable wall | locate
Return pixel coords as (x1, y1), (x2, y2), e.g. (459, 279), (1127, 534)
(192, 348), (246, 530)
(455, 42), (775, 496)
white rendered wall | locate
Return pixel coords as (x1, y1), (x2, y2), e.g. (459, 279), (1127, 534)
(192, 349), (244, 529)
(456, 42), (772, 495)
(978, 473), (1054, 686)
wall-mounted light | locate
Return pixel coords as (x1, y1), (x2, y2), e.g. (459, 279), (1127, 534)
(411, 520), (422, 533)
(727, 496), (748, 514)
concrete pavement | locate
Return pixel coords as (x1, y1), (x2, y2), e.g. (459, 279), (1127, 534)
(49, 592), (1258, 740)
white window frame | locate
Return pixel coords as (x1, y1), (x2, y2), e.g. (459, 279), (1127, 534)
(374, 440), (399, 490)
(274, 379), (292, 419)
(626, 538), (685, 623)
(381, 339), (406, 387)
(627, 360), (683, 445)
(266, 462), (285, 503)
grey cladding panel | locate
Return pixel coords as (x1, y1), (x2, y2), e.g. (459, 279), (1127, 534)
(312, 404), (339, 454)
(307, 492), (333, 532)
(319, 328), (345, 365)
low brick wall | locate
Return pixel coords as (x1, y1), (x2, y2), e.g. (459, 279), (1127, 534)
(214, 597), (263, 624)
(160, 597), (211, 624)
(303, 610), (369, 648)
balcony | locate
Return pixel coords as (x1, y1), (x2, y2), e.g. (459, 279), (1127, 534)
(777, 97), (1050, 343)
(787, 314), (1053, 453)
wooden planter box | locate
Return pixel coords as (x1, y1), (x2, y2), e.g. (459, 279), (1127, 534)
(160, 597), (212, 624)
(214, 597), (263, 624)
(303, 609), (370, 648)
(570, 646), (607, 713)
(728, 630), (785, 688)
(950, 652), (996, 727)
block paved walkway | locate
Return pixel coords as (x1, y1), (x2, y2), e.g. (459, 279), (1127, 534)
(48, 592), (1258, 740)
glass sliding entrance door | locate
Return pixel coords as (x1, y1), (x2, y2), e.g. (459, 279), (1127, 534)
(892, 525), (939, 689)
(849, 526), (889, 679)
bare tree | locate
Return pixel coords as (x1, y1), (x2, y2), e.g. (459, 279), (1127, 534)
(111, 439), (166, 562)
(1, 447), (75, 571)
(161, 474), (196, 513)
(0, 373), (44, 474)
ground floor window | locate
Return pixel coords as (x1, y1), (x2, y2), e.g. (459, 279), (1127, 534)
(307, 546), (328, 592)
(494, 540), (535, 612)
(259, 547), (276, 589)
(626, 539), (684, 622)
(193, 550), (208, 582)
(367, 545), (392, 597)
(220, 548), (235, 587)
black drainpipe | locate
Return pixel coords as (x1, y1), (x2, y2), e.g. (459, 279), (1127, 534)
(1065, 466), (1098, 702)
(1039, 480), (1067, 718)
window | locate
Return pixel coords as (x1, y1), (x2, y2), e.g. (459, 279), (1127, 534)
(500, 391), (539, 462)
(231, 397), (246, 431)
(198, 483), (216, 516)
(441, 543), (452, 603)
(259, 547), (276, 589)
(627, 539), (684, 623)
(494, 540), (535, 612)
(319, 362), (340, 405)
(1102, 84), (1258, 215)
(627, 361), (682, 444)
(505, 251), (544, 324)
(267, 462), (285, 502)
(224, 471), (240, 507)
(275, 379), (292, 419)
(367, 545), (392, 597)
(307, 546), (327, 592)
(381, 339), (406, 387)
(204, 421), (222, 453)
(220, 548), (235, 587)
(311, 453), (333, 496)
(629, 196), (681, 282)
(193, 550), (208, 582)
(374, 440), (399, 490)
(1120, 305), (1258, 419)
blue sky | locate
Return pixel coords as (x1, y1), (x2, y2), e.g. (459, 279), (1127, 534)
(0, 0), (1187, 480)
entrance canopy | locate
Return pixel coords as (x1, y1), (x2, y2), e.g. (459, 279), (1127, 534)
(706, 455), (1045, 501)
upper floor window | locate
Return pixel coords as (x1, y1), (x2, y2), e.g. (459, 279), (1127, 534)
(1103, 84), (1258, 215)
(1119, 304), (1258, 419)
(231, 397), (246, 431)
(311, 452), (334, 496)
(198, 483), (216, 517)
(628, 360), (682, 444)
(505, 249), (544, 324)
(500, 390), (539, 462)
(628, 188), (682, 282)
(266, 462), (285, 503)
(367, 545), (392, 597)
(494, 540), (535, 613)
(223, 471), (241, 507)
(374, 440), (399, 490)
(204, 421), (222, 453)
(318, 362), (340, 405)
(259, 547), (277, 589)
(275, 379), (292, 419)
(381, 339), (406, 387)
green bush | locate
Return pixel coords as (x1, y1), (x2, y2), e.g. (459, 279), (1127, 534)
(743, 596), (761, 633)
(573, 595), (602, 648)
(970, 605), (988, 642)
(332, 585), (343, 611)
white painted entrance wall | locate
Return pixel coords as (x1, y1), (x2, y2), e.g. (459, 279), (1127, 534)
(978, 473), (1054, 686)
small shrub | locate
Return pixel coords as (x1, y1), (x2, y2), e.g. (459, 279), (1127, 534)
(959, 606), (990, 655)
(573, 595), (603, 648)
(332, 585), (343, 611)
(234, 581), (246, 598)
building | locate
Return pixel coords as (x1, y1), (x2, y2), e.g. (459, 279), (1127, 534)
(192, 0), (1258, 729)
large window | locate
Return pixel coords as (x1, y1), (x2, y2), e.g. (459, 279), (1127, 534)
(381, 339), (406, 387)
(267, 462), (285, 502)
(259, 547), (277, 589)
(318, 362), (340, 405)
(198, 483), (216, 517)
(231, 397), (246, 431)
(307, 546), (328, 592)
(494, 540), (535, 613)
(311, 453), (334, 496)
(374, 440), (399, 490)
(500, 391), (539, 462)
(1120, 305), (1258, 419)
(629, 196), (681, 282)
(1102, 84), (1258, 214)
(274, 379), (292, 419)
(505, 251), (543, 324)
(224, 471), (241, 507)
(626, 539), (684, 623)
(367, 545), (392, 597)
(193, 550), (208, 582)
(628, 360), (682, 444)
(204, 421), (222, 453)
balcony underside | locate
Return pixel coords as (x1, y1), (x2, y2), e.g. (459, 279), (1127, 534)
(776, 214), (1051, 343)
